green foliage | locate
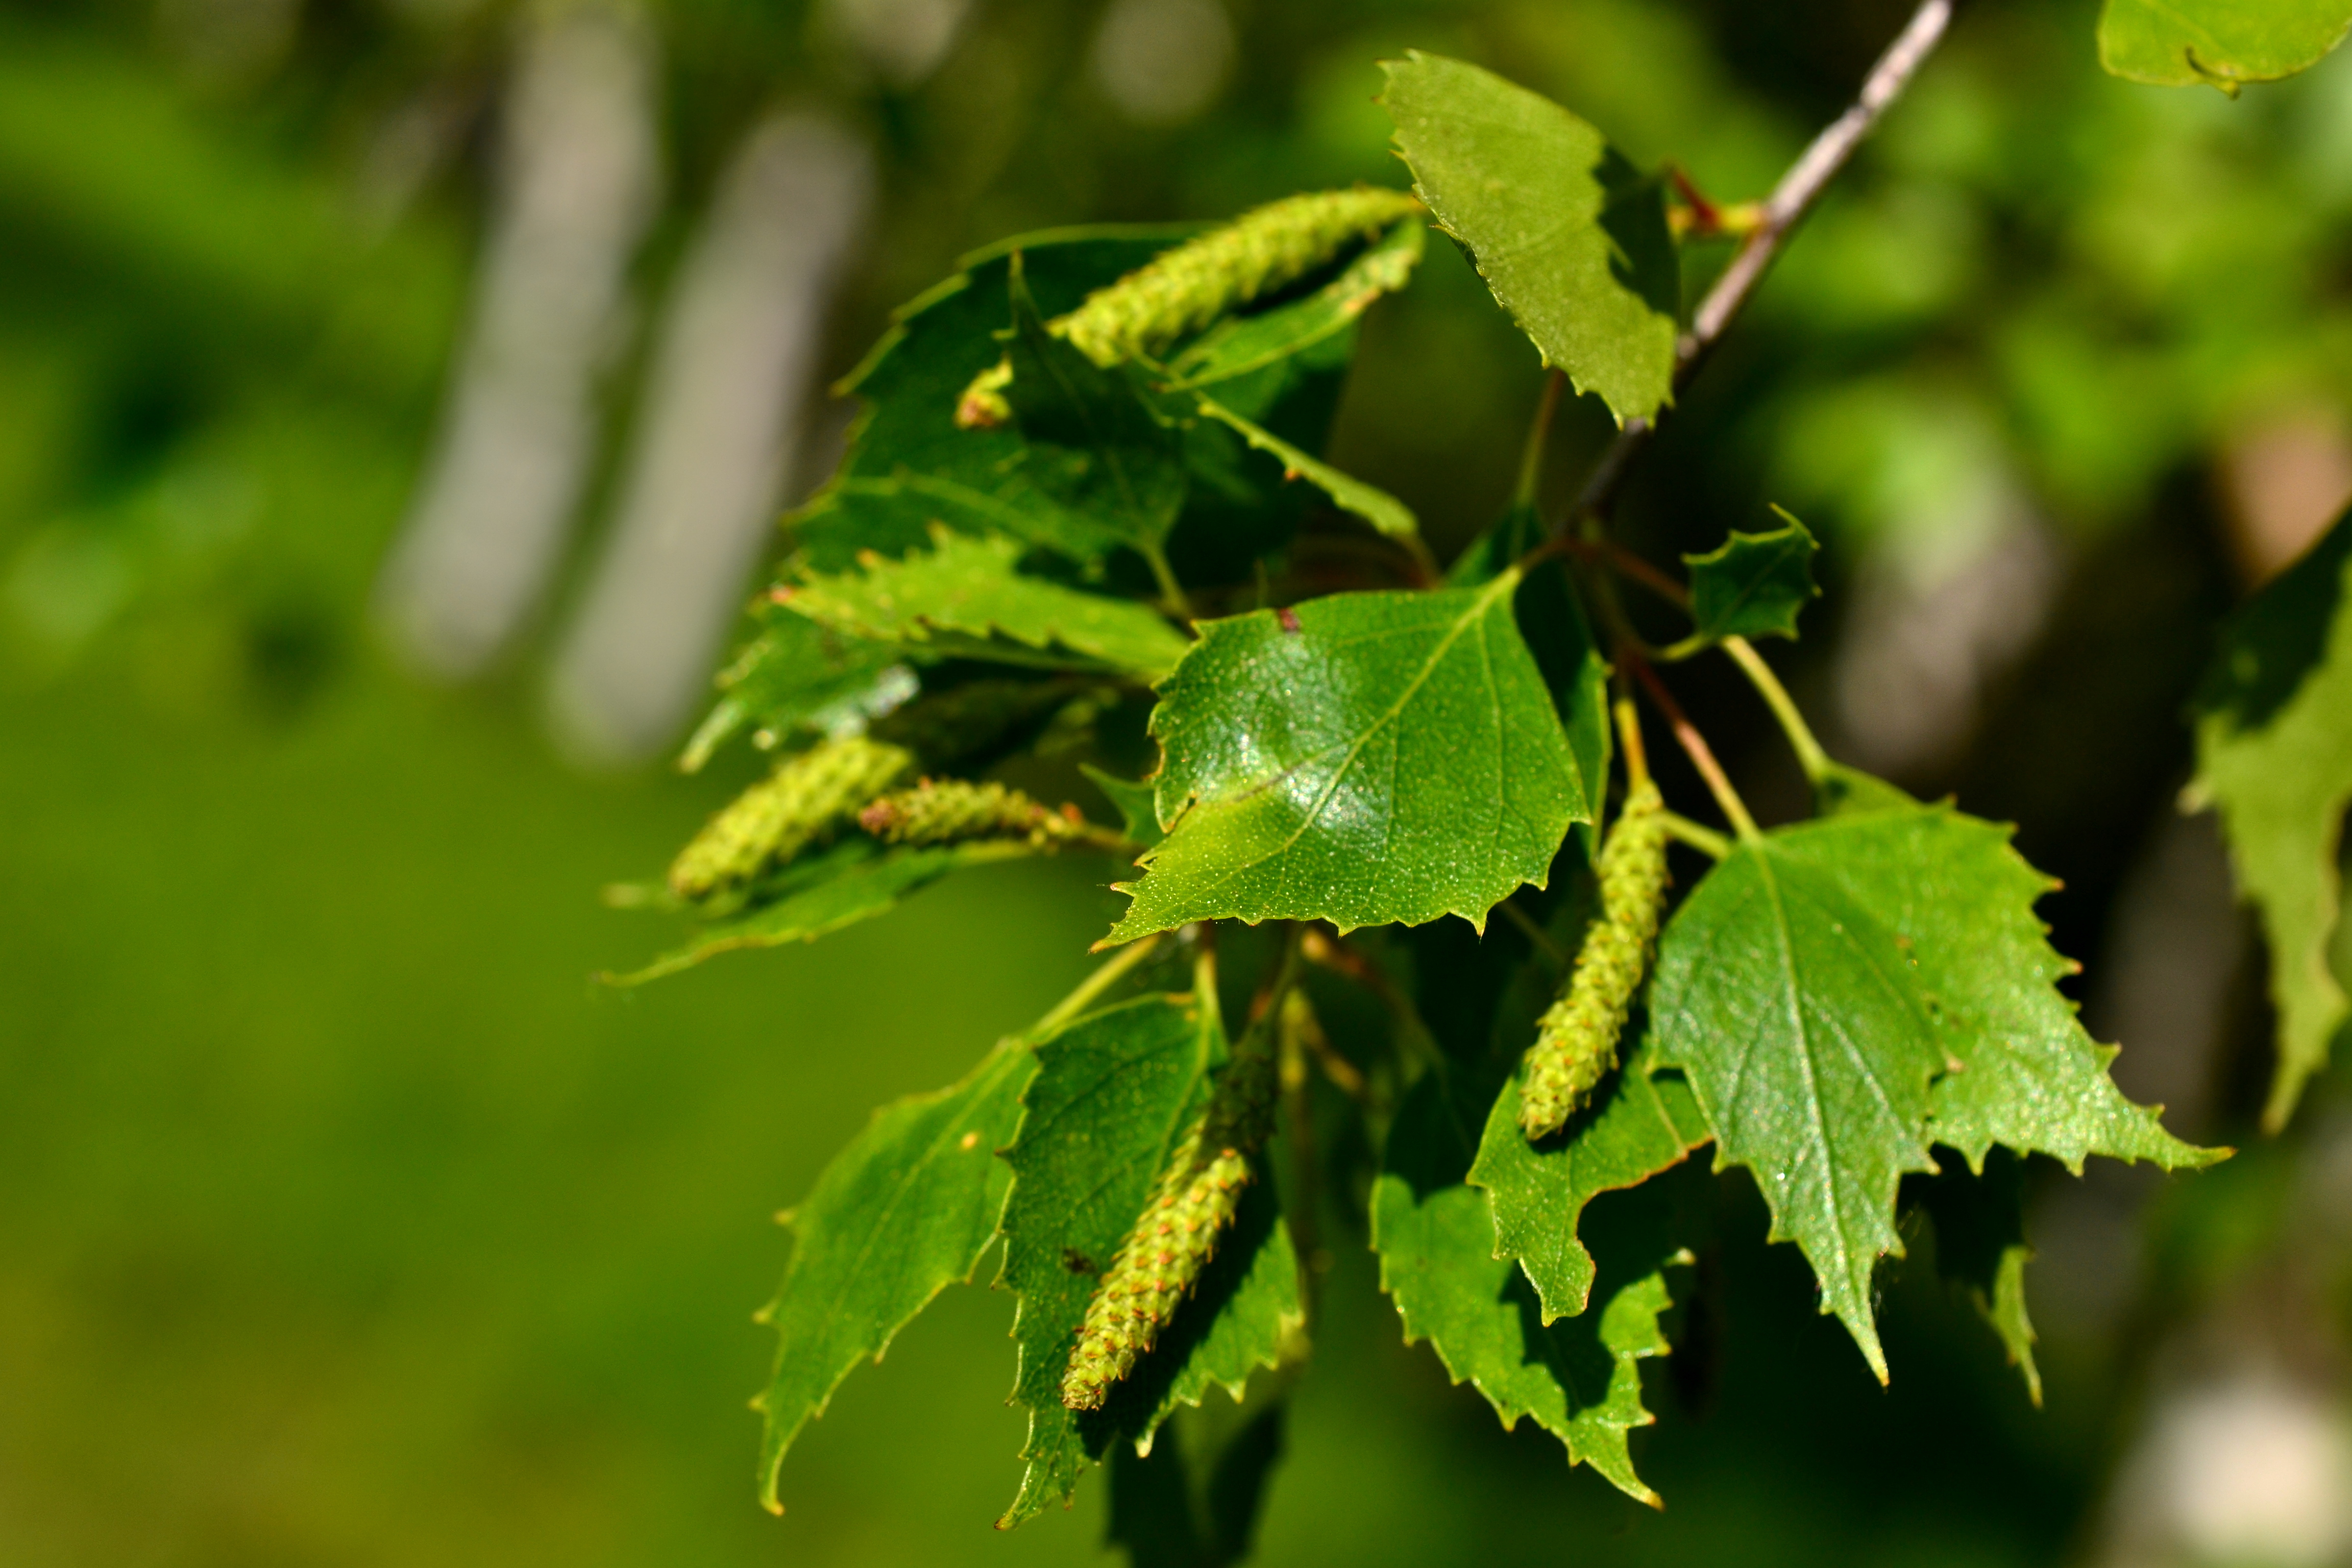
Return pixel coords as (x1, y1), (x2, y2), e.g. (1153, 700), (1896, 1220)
(1680, 512), (1821, 647)
(2099, 0), (2352, 89)
(998, 995), (1303, 1526)
(782, 526), (1191, 678)
(1469, 1046), (1712, 1324)
(1378, 52), (1680, 424)
(598, 24), (2315, 1548)
(754, 1041), (1034, 1513)
(2190, 509), (2352, 1129)
(1373, 1064), (1685, 1505)
(1649, 803), (2216, 1378)
(1108, 573), (1592, 942)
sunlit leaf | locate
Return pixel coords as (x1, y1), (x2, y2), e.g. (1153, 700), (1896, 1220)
(1649, 804), (2217, 1379)
(1379, 52), (1679, 424)
(1106, 572), (1588, 942)
(2099, 0), (2352, 89)
(753, 1040), (1033, 1512)
(782, 527), (1191, 679)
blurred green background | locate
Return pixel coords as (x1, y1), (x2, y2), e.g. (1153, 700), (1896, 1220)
(5, 0), (2351, 1563)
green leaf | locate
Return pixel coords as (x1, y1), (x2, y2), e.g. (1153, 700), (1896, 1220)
(1106, 571), (1588, 942)
(1084, 765), (1168, 851)
(607, 840), (1030, 985)
(2190, 508), (2352, 1129)
(679, 606), (917, 773)
(1371, 1066), (1683, 1505)
(2099, 0), (2352, 89)
(1005, 261), (1189, 562)
(1649, 803), (2216, 1379)
(1815, 762), (1918, 818)
(1918, 1149), (2041, 1406)
(1378, 52), (1679, 425)
(1681, 512), (1821, 645)
(1468, 1045), (1712, 1324)
(790, 228), (1195, 571)
(1189, 394), (1421, 545)
(998, 997), (1303, 1527)
(1835, 810), (2223, 1177)
(753, 1039), (1034, 1512)
(782, 528), (1191, 679)
(1161, 218), (1426, 391)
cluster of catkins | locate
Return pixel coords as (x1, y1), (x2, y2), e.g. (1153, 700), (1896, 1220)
(666, 735), (1106, 908)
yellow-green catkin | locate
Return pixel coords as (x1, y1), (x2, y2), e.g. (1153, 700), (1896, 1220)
(856, 778), (1086, 849)
(666, 736), (914, 902)
(1060, 1042), (1279, 1411)
(954, 187), (1423, 429)
(1517, 778), (1672, 1139)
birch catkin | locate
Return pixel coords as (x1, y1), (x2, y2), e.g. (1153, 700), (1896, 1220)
(666, 736), (915, 902)
(955, 187), (1423, 429)
(857, 778), (1087, 849)
(1060, 1041), (1279, 1410)
(1517, 778), (1672, 1139)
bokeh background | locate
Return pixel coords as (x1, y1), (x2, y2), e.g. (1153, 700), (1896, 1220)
(5, 0), (2351, 1563)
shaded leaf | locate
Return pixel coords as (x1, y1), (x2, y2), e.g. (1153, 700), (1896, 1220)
(1468, 1044), (1711, 1323)
(1918, 1149), (2041, 1406)
(1105, 1396), (1287, 1568)
(1107, 572), (1587, 942)
(1682, 512), (1820, 645)
(791, 228), (1195, 571)
(1085, 765), (1168, 851)
(1649, 803), (2216, 1379)
(999, 997), (1302, 1527)
(783, 527), (1190, 679)
(2099, 0), (2352, 88)
(1005, 262), (1189, 561)
(679, 606), (917, 773)
(1371, 1065), (1683, 1505)
(1161, 218), (1425, 391)
(1815, 762), (1918, 818)
(753, 1039), (1034, 1512)
(1379, 52), (1679, 424)
(607, 840), (1030, 985)
(2190, 508), (2352, 1129)
(1190, 394), (1421, 545)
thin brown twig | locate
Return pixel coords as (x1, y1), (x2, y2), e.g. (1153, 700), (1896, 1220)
(1623, 649), (1761, 843)
(1557, 0), (1954, 534)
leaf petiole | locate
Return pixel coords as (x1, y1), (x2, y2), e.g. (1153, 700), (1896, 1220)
(1035, 930), (1167, 1034)
(1625, 651), (1762, 843)
(1721, 634), (1832, 785)
(1660, 813), (1733, 861)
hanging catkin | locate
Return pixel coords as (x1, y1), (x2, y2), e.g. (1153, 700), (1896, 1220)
(1060, 1037), (1279, 1411)
(955, 187), (1423, 429)
(667, 736), (915, 902)
(857, 779), (1088, 849)
(1517, 778), (1672, 1139)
